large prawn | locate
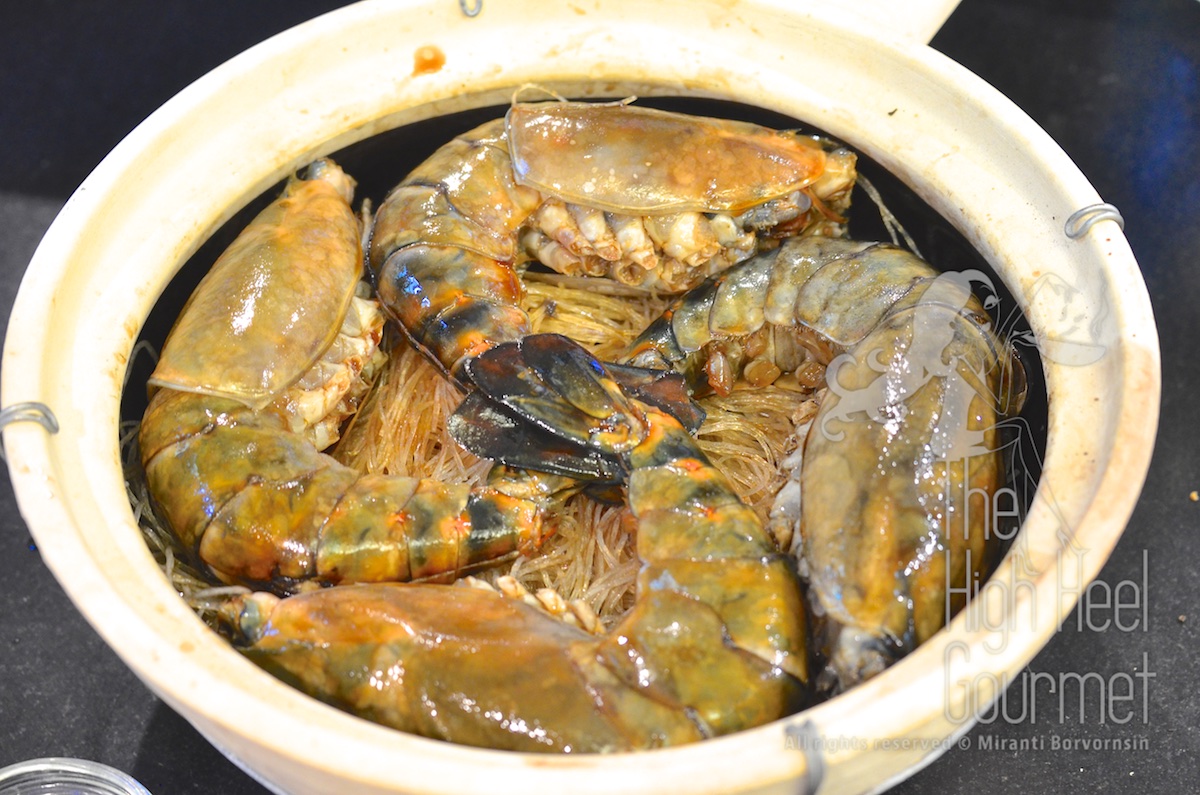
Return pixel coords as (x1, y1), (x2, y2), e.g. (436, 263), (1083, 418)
(139, 161), (564, 591)
(368, 99), (856, 384)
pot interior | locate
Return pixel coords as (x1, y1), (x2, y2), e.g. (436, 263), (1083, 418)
(120, 93), (1050, 741)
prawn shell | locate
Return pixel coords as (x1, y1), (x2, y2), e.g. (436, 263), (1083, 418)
(507, 101), (827, 215)
(371, 121), (542, 265)
(636, 557), (808, 682)
(236, 584), (702, 753)
(594, 589), (804, 737)
(802, 305), (1004, 656)
(149, 163), (362, 410)
(775, 241), (932, 347)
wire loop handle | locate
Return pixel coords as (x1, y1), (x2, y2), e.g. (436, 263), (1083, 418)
(1064, 203), (1124, 240)
(0, 402), (60, 461)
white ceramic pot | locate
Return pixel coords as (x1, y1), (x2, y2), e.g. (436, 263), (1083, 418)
(0, 1), (1159, 794)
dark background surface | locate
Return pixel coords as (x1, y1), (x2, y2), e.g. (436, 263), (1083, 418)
(1, 1), (1197, 793)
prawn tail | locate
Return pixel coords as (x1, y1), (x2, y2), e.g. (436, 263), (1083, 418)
(447, 333), (704, 484)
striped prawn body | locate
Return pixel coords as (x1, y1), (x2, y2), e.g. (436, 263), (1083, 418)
(138, 161), (561, 593)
